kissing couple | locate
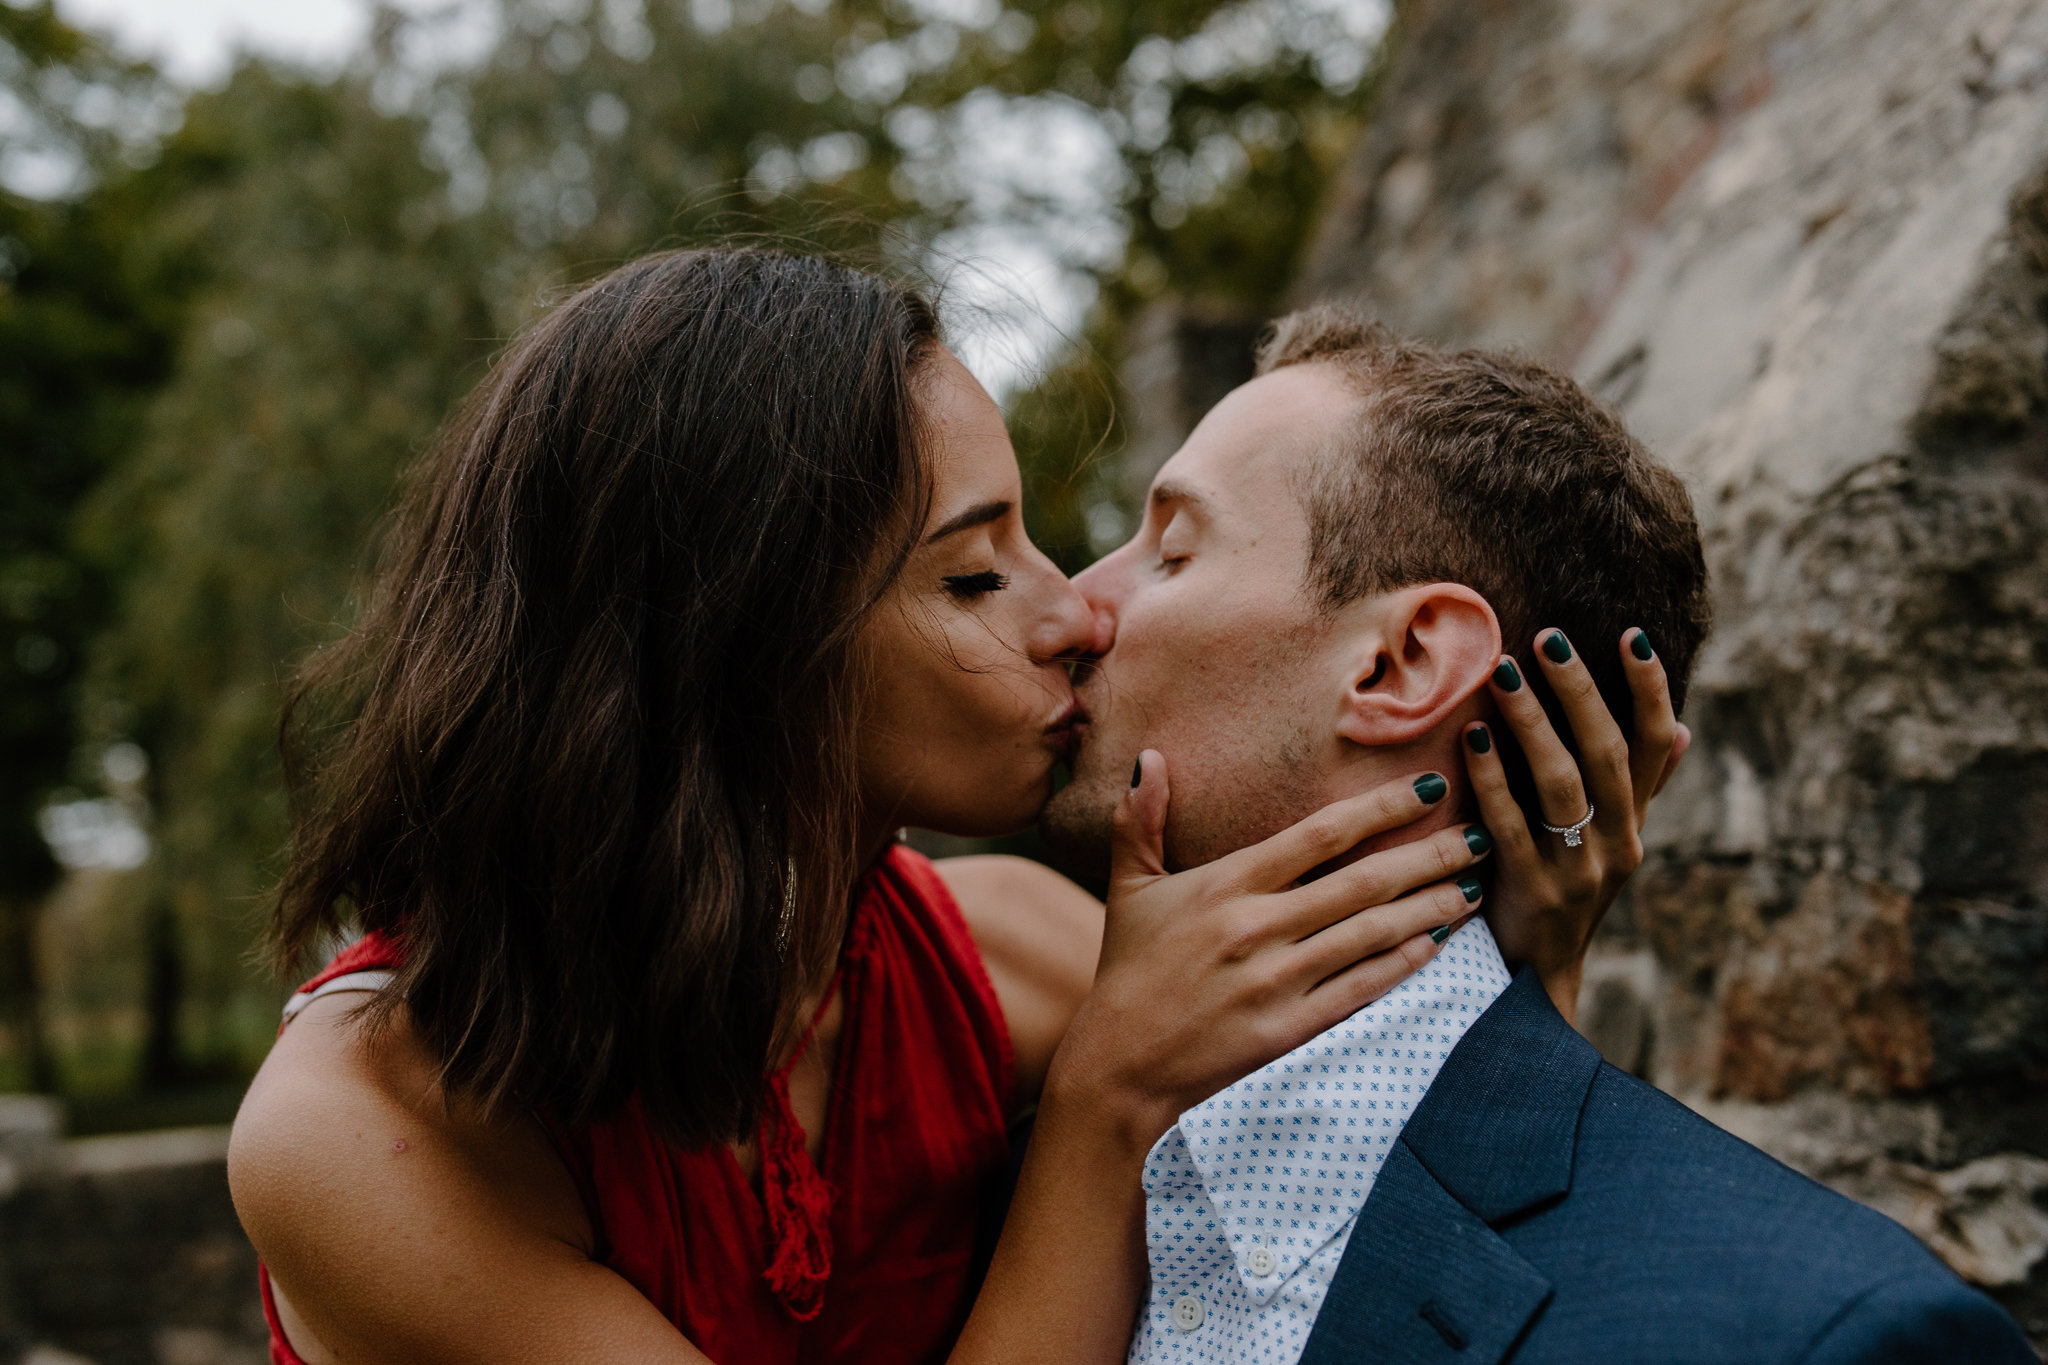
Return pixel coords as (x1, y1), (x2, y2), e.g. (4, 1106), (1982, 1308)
(231, 249), (2031, 1363)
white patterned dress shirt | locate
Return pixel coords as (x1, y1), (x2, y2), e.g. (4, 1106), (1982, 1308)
(1128, 918), (1514, 1365)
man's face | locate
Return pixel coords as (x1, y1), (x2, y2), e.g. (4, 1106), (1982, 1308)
(1043, 364), (1362, 876)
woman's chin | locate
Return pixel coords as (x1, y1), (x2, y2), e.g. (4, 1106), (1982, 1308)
(916, 776), (1054, 842)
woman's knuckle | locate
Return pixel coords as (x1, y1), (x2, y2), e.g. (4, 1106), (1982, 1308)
(1217, 915), (1265, 964)
(1346, 870), (1388, 908)
(1304, 813), (1349, 855)
(1255, 1011), (1298, 1057)
(1258, 955), (1297, 996)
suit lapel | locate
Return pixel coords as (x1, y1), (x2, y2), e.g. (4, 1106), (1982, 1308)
(1299, 967), (1603, 1364)
(1399, 965), (1603, 1223)
(1299, 1140), (1552, 1364)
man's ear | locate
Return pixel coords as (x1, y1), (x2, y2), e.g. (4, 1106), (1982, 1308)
(1334, 584), (1502, 747)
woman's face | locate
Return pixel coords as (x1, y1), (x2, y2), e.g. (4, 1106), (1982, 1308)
(856, 348), (1100, 841)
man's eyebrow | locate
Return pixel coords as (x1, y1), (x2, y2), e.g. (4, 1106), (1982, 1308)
(923, 499), (1011, 544)
(1150, 480), (1212, 515)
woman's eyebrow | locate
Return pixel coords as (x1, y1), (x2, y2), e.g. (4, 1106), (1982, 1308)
(923, 499), (1012, 544)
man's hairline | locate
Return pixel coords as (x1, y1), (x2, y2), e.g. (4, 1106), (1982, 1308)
(1277, 364), (1397, 621)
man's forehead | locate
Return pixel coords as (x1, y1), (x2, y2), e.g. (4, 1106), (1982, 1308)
(1148, 364), (1358, 511)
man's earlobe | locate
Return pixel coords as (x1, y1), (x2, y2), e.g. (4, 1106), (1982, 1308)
(1335, 584), (1501, 748)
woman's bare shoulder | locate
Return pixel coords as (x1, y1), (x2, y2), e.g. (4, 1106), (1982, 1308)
(229, 994), (693, 1362)
(936, 855), (1102, 946)
(933, 856), (1103, 1109)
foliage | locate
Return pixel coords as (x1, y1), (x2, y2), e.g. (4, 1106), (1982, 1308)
(75, 64), (508, 1077)
(0, 3), (177, 1087)
(1, 0), (1388, 1092)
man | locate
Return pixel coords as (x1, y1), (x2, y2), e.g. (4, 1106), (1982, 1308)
(1042, 306), (2033, 1363)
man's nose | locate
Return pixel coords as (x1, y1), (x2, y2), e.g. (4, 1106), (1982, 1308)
(1069, 555), (1122, 658)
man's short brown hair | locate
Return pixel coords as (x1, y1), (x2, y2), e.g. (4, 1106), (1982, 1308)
(1258, 304), (1711, 800)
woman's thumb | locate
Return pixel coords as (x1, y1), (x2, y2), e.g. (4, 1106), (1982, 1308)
(1110, 749), (1170, 890)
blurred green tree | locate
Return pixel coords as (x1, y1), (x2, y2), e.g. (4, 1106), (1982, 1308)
(78, 63), (505, 1080)
(0, 2), (173, 1091)
(880, 0), (1392, 563)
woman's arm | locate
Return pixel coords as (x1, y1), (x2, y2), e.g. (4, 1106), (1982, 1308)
(231, 994), (712, 1365)
(935, 855), (1101, 1112)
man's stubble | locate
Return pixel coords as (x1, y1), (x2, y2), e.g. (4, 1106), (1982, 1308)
(1040, 692), (1324, 888)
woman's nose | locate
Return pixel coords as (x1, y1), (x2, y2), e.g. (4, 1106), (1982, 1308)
(1069, 553), (1124, 657)
(1030, 565), (1104, 664)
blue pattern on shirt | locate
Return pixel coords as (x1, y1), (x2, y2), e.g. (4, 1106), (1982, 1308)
(1129, 919), (1514, 1365)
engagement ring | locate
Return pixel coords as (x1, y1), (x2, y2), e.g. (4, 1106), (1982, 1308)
(1543, 803), (1595, 847)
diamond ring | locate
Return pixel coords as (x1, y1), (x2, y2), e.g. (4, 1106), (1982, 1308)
(1542, 803), (1595, 847)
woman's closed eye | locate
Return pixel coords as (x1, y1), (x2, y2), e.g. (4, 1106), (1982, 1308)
(942, 570), (1009, 600)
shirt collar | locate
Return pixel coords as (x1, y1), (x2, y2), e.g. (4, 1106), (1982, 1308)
(1151, 918), (1512, 1304)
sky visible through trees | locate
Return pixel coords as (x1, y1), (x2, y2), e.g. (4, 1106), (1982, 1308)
(0, 0), (1390, 1109)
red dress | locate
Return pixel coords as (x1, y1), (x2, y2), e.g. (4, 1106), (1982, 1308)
(261, 845), (1015, 1365)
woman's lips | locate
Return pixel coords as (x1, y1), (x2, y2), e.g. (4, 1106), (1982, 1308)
(1043, 700), (1089, 763)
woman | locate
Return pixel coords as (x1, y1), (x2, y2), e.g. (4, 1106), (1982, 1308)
(229, 248), (1681, 1364)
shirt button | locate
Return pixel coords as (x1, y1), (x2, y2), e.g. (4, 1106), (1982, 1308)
(1172, 1295), (1205, 1331)
(1248, 1246), (1277, 1277)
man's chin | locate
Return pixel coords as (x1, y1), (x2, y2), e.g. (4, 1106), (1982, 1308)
(1038, 777), (1116, 896)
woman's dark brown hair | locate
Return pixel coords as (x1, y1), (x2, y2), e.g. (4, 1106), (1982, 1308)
(276, 248), (940, 1146)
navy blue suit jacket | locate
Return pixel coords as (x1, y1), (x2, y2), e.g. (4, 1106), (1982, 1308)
(1298, 967), (2034, 1364)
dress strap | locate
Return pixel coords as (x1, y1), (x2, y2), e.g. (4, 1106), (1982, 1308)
(279, 970), (396, 1025)
(759, 983), (841, 1321)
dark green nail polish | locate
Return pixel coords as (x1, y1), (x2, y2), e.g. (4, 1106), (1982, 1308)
(1631, 629), (1655, 661)
(1493, 658), (1522, 691)
(1467, 725), (1491, 754)
(1131, 758), (1143, 788)
(1458, 875), (1483, 903)
(1414, 773), (1448, 804)
(1464, 826), (1492, 856)
(1430, 924), (1454, 944)
(1543, 631), (1573, 664)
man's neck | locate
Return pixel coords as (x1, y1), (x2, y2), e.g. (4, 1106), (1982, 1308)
(1314, 733), (1475, 870)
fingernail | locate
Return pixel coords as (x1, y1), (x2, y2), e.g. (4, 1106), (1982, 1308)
(1413, 773), (1448, 804)
(1493, 657), (1522, 691)
(1430, 923), (1455, 944)
(1631, 628), (1655, 661)
(1457, 875), (1483, 903)
(1466, 724), (1491, 754)
(1542, 631), (1573, 664)
(1463, 826), (1492, 856)
(1131, 758), (1143, 788)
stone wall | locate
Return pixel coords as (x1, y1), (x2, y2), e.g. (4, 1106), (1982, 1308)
(1296, 0), (2048, 1347)
(0, 1098), (264, 1365)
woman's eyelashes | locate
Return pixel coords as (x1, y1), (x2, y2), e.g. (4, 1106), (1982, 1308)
(941, 569), (1010, 600)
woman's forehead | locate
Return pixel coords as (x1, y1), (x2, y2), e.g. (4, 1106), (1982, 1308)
(921, 350), (1021, 527)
